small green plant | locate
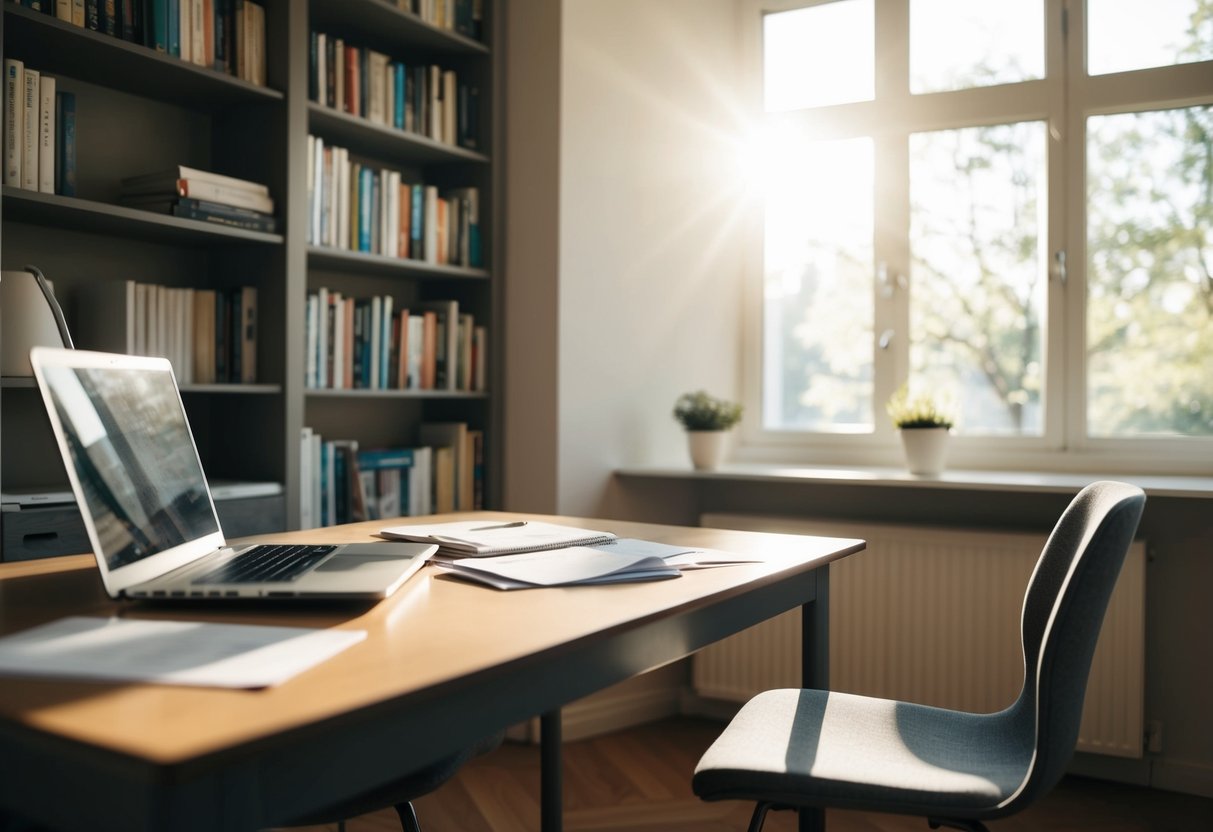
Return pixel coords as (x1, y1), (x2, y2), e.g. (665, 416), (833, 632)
(673, 390), (743, 431)
(886, 384), (955, 430)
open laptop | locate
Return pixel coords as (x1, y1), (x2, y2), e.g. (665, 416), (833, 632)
(29, 347), (435, 601)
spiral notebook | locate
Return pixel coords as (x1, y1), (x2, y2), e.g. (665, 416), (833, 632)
(377, 519), (617, 558)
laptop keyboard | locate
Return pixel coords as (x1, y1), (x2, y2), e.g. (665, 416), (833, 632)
(192, 544), (338, 585)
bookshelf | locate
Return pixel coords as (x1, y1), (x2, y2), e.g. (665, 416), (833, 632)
(0, 0), (499, 560)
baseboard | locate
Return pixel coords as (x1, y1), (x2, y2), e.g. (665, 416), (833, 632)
(678, 689), (740, 722)
(1068, 752), (1151, 786)
(1151, 759), (1213, 799)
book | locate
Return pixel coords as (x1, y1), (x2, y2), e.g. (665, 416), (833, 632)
(20, 66), (38, 190)
(121, 164), (271, 196)
(377, 519), (618, 558)
(4, 59), (23, 186)
(122, 198), (278, 232)
(54, 90), (76, 195)
(419, 421), (468, 509)
(37, 73), (54, 193)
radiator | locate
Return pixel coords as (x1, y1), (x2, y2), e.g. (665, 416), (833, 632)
(695, 514), (1146, 758)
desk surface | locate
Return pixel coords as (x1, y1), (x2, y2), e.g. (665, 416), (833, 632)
(0, 511), (863, 832)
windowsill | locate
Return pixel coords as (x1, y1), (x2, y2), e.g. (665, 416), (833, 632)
(615, 464), (1213, 500)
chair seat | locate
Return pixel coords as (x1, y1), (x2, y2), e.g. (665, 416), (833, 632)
(693, 688), (1034, 819)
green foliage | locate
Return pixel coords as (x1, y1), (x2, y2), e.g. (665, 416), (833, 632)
(673, 390), (743, 431)
(886, 384), (956, 430)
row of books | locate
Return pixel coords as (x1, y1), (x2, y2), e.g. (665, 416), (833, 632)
(396, 0), (483, 41)
(308, 33), (479, 151)
(10, 0), (268, 87)
(306, 135), (482, 267)
(119, 164), (277, 232)
(73, 279), (258, 385)
(2, 60), (76, 195)
(301, 422), (484, 528)
(305, 290), (486, 393)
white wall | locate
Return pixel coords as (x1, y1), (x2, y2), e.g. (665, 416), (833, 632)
(504, 0), (746, 516)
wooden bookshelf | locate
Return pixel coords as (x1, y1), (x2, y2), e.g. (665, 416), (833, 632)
(0, 0), (500, 558)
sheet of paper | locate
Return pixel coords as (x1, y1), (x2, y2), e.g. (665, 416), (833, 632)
(592, 539), (764, 569)
(0, 616), (366, 689)
(438, 546), (680, 589)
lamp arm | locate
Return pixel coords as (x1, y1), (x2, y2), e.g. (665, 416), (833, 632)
(24, 264), (74, 349)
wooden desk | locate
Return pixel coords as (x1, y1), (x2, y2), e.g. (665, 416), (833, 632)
(0, 512), (863, 832)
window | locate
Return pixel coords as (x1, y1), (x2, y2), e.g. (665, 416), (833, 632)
(745, 0), (1213, 470)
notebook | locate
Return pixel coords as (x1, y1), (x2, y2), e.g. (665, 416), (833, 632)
(377, 519), (617, 558)
(29, 347), (435, 601)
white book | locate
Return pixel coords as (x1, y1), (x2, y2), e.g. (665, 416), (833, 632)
(21, 68), (39, 191)
(134, 282), (148, 356)
(56, 1), (73, 23)
(367, 51), (388, 125)
(380, 294), (393, 389)
(4, 59), (23, 186)
(305, 293), (318, 388)
(370, 295), (382, 389)
(191, 0), (207, 67)
(408, 314), (423, 390)
(179, 0), (192, 64)
(299, 427), (315, 532)
(71, 0), (84, 27)
(320, 145), (331, 246)
(337, 147), (350, 250)
(310, 135), (324, 246)
(306, 135), (315, 244)
(315, 32), (326, 105)
(424, 185), (438, 263)
(37, 74), (55, 194)
(331, 293), (344, 389)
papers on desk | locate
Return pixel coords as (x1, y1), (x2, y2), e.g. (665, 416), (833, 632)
(378, 519), (617, 557)
(433, 538), (764, 590)
(0, 616), (366, 689)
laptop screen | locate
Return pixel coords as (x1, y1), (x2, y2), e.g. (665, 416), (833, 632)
(38, 361), (220, 571)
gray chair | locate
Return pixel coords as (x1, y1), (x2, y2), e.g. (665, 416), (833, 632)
(692, 480), (1146, 832)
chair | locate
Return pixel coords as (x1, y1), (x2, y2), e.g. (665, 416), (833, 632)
(692, 480), (1146, 832)
(281, 731), (504, 832)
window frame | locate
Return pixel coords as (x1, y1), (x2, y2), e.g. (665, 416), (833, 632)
(738, 0), (1213, 474)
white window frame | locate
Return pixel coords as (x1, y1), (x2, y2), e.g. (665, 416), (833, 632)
(737, 0), (1213, 475)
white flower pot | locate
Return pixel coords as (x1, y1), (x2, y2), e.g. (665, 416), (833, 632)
(898, 427), (950, 476)
(687, 430), (730, 470)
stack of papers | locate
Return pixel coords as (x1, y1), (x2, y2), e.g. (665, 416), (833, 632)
(378, 519), (617, 558)
(437, 543), (680, 590)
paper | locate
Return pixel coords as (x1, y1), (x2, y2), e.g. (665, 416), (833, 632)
(436, 545), (681, 590)
(0, 616), (366, 689)
(378, 519), (617, 557)
(590, 539), (764, 570)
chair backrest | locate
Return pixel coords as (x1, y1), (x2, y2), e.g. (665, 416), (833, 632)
(1004, 481), (1146, 811)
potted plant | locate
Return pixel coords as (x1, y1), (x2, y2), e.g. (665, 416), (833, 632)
(673, 390), (743, 470)
(886, 384), (956, 476)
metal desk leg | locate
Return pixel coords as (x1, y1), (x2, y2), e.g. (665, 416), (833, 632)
(541, 709), (562, 832)
(799, 565), (830, 832)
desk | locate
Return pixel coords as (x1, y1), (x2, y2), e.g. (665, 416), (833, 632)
(0, 512), (863, 832)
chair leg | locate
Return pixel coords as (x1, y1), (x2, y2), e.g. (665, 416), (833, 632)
(927, 818), (990, 832)
(747, 802), (773, 832)
(395, 801), (421, 832)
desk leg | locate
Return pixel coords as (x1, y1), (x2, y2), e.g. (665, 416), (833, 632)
(541, 709), (562, 832)
(799, 565), (830, 832)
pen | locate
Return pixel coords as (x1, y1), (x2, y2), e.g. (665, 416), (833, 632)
(470, 521), (528, 531)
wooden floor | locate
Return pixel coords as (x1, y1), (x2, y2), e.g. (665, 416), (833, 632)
(285, 716), (1213, 832)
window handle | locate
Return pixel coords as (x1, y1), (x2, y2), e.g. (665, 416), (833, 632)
(1052, 250), (1067, 285)
(878, 329), (895, 350)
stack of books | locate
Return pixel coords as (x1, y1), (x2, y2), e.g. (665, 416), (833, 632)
(119, 165), (277, 233)
(2, 59), (76, 196)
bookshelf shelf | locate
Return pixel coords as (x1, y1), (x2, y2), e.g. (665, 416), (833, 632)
(1, 188), (284, 246)
(310, 0), (489, 56)
(2, 4), (283, 110)
(305, 388), (488, 400)
(308, 103), (488, 166)
(307, 245), (489, 280)
(180, 384), (283, 395)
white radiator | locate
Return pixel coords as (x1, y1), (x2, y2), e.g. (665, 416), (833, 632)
(696, 514), (1146, 758)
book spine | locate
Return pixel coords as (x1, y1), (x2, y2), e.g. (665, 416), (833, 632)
(37, 74), (55, 193)
(72, 0), (85, 27)
(103, 0), (117, 35)
(166, 0), (179, 56)
(56, 0), (73, 21)
(119, 0), (136, 40)
(170, 204), (276, 232)
(3, 59), (23, 187)
(176, 178), (273, 212)
(84, 0), (100, 31)
(20, 67), (39, 190)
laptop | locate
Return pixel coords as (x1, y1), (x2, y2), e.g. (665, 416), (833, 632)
(29, 347), (436, 601)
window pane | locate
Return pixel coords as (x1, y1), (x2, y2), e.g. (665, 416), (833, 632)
(909, 123), (1048, 436)
(1088, 0), (1211, 76)
(764, 0), (873, 111)
(910, 0), (1044, 94)
(1086, 107), (1213, 437)
(763, 136), (874, 431)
